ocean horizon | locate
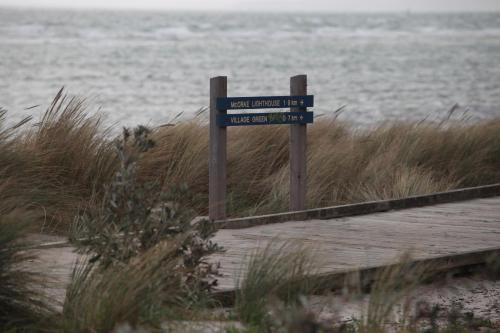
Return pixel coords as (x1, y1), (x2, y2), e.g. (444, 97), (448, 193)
(1, 7), (499, 127)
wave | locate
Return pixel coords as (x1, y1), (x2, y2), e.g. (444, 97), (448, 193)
(151, 26), (200, 38)
(0, 23), (46, 37)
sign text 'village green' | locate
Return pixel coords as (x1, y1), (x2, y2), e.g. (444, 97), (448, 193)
(217, 111), (313, 127)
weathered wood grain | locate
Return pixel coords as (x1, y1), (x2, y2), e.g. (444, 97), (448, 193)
(30, 194), (500, 307)
(211, 196), (500, 291)
(215, 183), (500, 229)
(209, 76), (228, 221)
(289, 74), (308, 212)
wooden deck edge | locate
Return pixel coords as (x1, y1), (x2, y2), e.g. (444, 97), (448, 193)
(215, 183), (500, 229)
(212, 247), (500, 307)
(29, 183), (500, 249)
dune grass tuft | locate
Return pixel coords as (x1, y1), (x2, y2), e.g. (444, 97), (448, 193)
(0, 90), (116, 233)
(60, 242), (184, 333)
(235, 241), (321, 329)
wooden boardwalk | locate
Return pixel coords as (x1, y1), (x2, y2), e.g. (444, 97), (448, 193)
(211, 196), (500, 291)
(30, 192), (500, 304)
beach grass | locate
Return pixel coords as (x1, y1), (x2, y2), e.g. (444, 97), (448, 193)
(234, 241), (321, 329)
(59, 242), (184, 333)
(0, 90), (116, 233)
(140, 112), (500, 218)
(1, 91), (500, 233)
(1, 91), (500, 332)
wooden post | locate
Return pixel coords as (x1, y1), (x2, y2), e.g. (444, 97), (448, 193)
(209, 76), (227, 221)
(290, 75), (307, 211)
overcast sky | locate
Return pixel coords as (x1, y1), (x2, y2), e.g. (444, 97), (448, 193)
(1, 0), (500, 12)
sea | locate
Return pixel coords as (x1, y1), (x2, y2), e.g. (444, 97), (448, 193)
(1, 8), (500, 127)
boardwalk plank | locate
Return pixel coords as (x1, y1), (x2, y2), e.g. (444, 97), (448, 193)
(212, 197), (500, 291)
(30, 195), (500, 301)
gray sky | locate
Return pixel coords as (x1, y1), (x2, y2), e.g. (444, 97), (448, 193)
(1, 0), (500, 12)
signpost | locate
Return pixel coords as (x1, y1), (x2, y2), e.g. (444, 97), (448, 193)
(290, 75), (308, 212)
(209, 75), (313, 221)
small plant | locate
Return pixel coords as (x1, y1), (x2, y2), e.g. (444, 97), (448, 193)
(63, 126), (222, 331)
(355, 255), (431, 333)
(265, 297), (328, 333)
(235, 241), (322, 330)
(74, 126), (221, 291)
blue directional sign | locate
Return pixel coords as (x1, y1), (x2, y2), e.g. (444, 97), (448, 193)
(217, 111), (313, 127)
(217, 95), (314, 110)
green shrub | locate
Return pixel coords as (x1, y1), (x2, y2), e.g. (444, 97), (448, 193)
(61, 126), (222, 332)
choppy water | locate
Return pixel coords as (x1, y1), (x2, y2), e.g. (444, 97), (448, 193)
(1, 8), (500, 126)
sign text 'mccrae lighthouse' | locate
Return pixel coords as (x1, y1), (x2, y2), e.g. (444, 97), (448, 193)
(217, 95), (314, 110)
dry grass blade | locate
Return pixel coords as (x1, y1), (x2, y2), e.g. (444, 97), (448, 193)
(235, 240), (320, 327)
